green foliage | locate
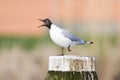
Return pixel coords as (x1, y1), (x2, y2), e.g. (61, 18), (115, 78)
(18, 37), (37, 50)
(109, 34), (118, 46)
(0, 33), (119, 51)
(0, 35), (51, 51)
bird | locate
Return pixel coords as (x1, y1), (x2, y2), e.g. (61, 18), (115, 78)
(38, 18), (93, 55)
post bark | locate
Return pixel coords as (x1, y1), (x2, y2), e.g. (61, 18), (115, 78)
(45, 55), (98, 80)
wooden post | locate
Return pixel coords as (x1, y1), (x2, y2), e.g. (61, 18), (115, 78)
(45, 55), (98, 80)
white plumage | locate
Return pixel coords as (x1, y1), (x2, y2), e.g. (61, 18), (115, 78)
(50, 24), (72, 48)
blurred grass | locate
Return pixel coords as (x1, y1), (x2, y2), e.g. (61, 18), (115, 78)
(0, 33), (119, 50)
(0, 35), (51, 51)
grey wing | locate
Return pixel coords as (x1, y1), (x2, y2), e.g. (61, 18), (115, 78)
(62, 30), (83, 42)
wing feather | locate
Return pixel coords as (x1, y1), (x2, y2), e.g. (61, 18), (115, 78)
(62, 30), (82, 42)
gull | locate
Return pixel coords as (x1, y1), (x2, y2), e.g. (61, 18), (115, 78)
(38, 18), (93, 55)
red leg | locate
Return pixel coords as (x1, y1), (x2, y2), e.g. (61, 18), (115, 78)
(61, 47), (64, 55)
(68, 45), (71, 52)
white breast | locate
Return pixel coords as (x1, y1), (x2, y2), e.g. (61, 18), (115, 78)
(49, 24), (72, 48)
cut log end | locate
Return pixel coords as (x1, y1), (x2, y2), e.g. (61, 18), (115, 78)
(49, 55), (96, 72)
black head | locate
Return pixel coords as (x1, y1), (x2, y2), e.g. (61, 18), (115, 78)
(38, 18), (52, 29)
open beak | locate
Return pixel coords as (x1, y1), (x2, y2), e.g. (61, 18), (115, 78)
(38, 19), (46, 28)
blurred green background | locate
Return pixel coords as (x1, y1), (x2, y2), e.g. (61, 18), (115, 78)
(0, 0), (120, 80)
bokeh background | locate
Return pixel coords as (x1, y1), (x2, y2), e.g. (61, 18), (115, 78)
(0, 0), (120, 80)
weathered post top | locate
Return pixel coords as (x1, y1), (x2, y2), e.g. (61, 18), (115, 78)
(49, 55), (95, 72)
(45, 55), (98, 80)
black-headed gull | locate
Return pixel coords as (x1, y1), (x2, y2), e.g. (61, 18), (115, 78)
(38, 18), (93, 55)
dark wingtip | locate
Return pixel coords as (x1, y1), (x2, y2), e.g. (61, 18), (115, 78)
(90, 42), (93, 44)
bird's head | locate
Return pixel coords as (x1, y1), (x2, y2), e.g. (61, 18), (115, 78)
(38, 18), (52, 29)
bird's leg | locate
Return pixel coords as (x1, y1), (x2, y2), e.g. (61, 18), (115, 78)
(61, 47), (64, 55)
(68, 45), (71, 52)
